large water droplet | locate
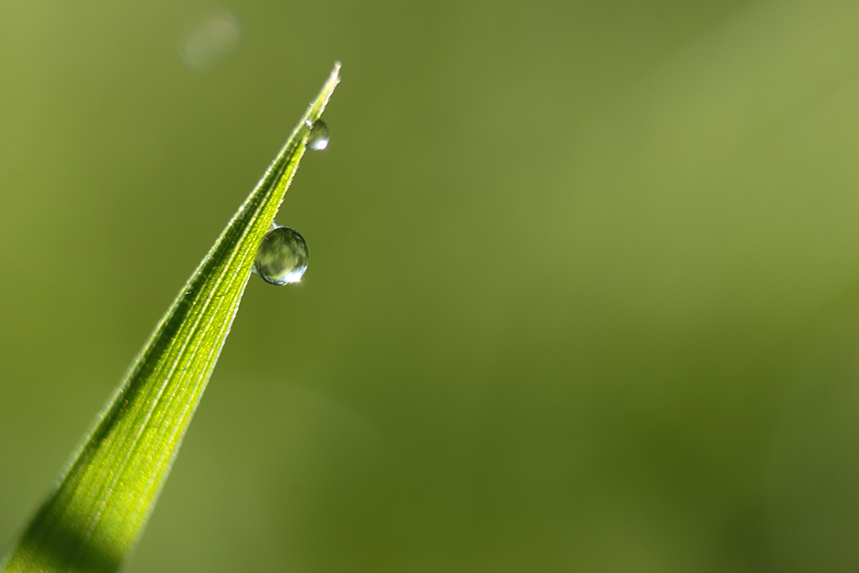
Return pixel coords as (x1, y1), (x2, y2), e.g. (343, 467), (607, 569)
(307, 120), (329, 151)
(253, 225), (309, 285)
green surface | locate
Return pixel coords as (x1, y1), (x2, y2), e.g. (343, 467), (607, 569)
(4, 0), (859, 571)
(1, 65), (339, 572)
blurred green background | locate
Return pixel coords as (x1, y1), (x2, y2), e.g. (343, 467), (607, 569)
(4, 0), (859, 570)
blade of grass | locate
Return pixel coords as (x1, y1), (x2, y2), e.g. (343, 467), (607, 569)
(1, 62), (341, 573)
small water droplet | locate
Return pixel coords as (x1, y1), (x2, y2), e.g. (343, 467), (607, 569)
(253, 225), (309, 285)
(307, 120), (329, 151)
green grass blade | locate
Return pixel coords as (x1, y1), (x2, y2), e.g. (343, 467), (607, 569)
(1, 63), (341, 573)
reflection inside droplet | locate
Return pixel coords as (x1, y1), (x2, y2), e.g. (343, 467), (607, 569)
(307, 120), (329, 151)
(253, 225), (309, 285)
(179, 9), (242, 73)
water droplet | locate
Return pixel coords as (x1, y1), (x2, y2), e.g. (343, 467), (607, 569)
(253, 225), (309, 285)
(307, 120), (329, 151)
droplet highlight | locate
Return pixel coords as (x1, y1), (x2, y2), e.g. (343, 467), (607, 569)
(307, 120), (329, 151)
(253, 225), (309, 285)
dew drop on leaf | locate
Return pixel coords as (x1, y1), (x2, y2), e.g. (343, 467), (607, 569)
(253, 225), (309, 285)
(307, 120), (329, 151)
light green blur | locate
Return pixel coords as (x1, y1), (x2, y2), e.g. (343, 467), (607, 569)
(3, 0), (859, 571)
